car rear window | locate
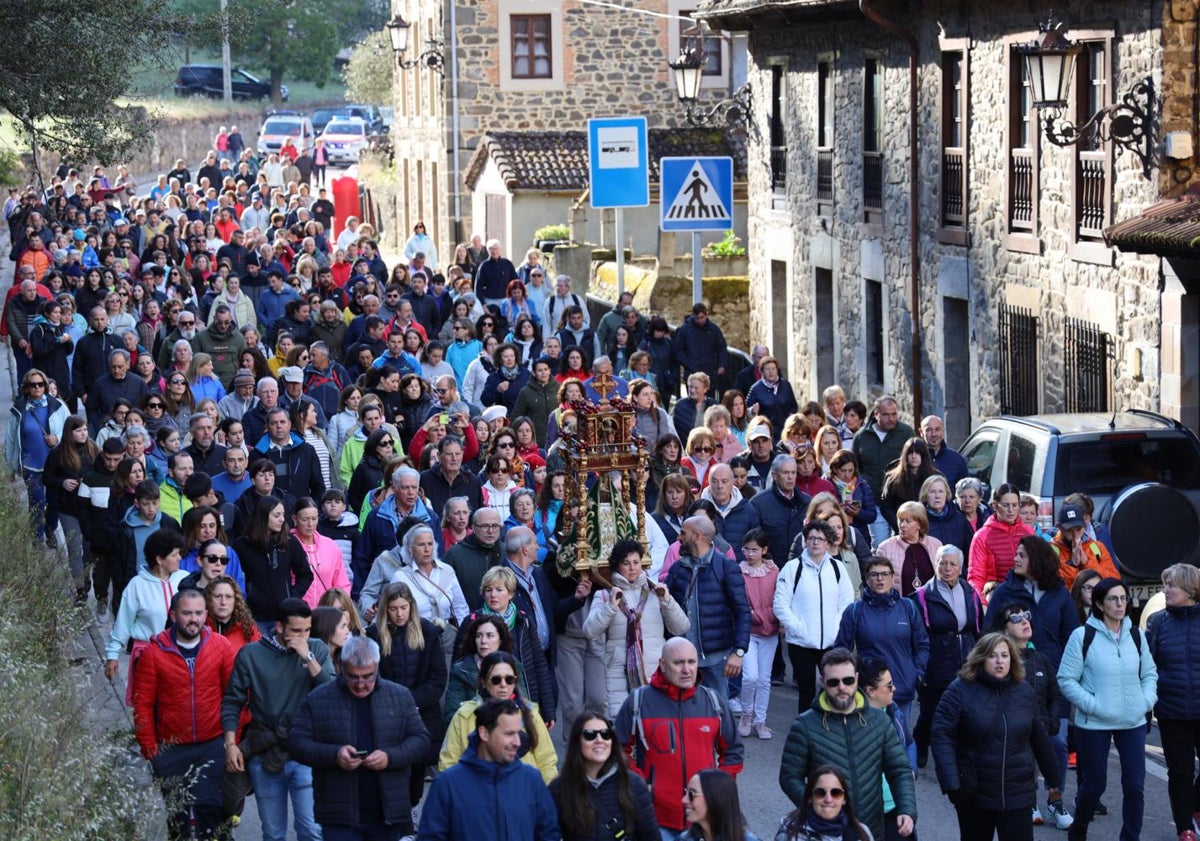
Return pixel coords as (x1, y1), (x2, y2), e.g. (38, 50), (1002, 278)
(264, 120), (302, 135)
(325, 122), (363, 135)
(1053, 435), (1200, 495)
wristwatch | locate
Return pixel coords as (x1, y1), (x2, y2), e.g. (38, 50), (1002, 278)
(306, 652), (317, 662)
(734, 649), (745, 658)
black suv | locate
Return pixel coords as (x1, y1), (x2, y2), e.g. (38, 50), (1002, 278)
(959, 410), (1200, 605)
(173, 65), (288, 102)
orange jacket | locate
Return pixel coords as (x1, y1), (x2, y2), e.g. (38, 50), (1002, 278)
(18, 247), (51, 280)
(1050, 533), (1119, 589)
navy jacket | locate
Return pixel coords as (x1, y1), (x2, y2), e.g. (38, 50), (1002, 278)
(925, 504), (975, 561)
(1147, 603), (1200, 719)
(417, 739), (561, 841)
(670, 396), (716, 443)
(748, 485), (811, 563)
(912, 579), (982, 691)
(638, 334), (678, 397)
(931, 673), (1061, 809)
(254, 432), (326, 501)
(984, 571), (1078, 668)
(672, 315), (728, 380)
(746, 378), (799, 442)
(714, 497), (759, 564)
(835, 588), (930, 705)
(368, 619), (449, 756)
(289, 677), (430, 828)
(481, 367), (530, 413)
(665, 548), (751, 658)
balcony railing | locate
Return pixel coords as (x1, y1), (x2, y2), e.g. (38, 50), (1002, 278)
(817, 149), (833, 202)
(1077, 151), (1107, 238)
(863, 151), (883, 211)
(1009, 148), (1033, 231)
(942, 147), (965, 227)
(770, 146), (787, 194)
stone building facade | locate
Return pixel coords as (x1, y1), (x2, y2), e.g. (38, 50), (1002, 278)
(697, 0), (1200, 442)
(389, 0), (742, 258)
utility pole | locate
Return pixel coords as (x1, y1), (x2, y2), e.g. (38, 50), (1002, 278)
(220, 0), (232, 104)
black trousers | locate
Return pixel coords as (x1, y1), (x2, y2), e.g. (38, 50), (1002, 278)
(954, 803), (1033, 841)
(1155, 717), (1200, 833)
(914, 684), (946, 758)
(787, 644), (829, 712)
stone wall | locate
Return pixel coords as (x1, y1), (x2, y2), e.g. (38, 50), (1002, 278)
(734, 0), (1165, 428)
(1159, 0), (1199, 198)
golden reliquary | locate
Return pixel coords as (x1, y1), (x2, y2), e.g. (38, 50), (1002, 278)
(556, 391), (651, 583)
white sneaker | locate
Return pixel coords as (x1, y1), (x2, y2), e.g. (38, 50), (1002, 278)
(1046, 799), (1074, 830)
(1032, 807), (1044, 826)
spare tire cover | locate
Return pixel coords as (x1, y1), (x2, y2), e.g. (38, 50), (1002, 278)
(1108, 483), (1200, 580)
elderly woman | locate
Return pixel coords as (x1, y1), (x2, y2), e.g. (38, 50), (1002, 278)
(955, 476), (991, 533)
(911, 544), (982, 769)
(671, 371), (716, 442)
(390, 524), (470, 660)
(921, 473), (973, 554)
(876, 500), (943, 597)
(453, 566), (556, 723)
(583, 539), (689, 717)
(746, 354), (798, 436)
(1147, 562), (1200, 841)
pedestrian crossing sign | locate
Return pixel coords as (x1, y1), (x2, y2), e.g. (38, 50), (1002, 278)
(660, 156), (734, 232)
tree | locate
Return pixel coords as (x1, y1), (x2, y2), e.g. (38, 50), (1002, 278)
(0, 0), (181, 181)
(343, 30), (393, 107)
(179, 0), (386, 103)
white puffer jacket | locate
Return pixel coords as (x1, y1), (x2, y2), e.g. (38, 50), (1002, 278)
(583, 570), (690, 717)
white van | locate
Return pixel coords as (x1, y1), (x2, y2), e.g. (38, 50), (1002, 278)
(257, 115), (315, 158)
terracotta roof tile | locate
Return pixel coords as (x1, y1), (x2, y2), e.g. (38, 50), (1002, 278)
(1104, 190), (1200, 256)
(463, 129), (747, 192)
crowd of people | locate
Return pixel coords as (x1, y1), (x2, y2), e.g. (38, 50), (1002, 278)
(3, 147), (1199, 841)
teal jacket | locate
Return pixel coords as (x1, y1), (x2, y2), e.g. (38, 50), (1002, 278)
(1057, 614), (1157, 731)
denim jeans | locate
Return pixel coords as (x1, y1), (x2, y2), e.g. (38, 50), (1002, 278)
(699, 661), (728, 702)
(21, 468), (47, 539)
(59, 512), (89, 590)
(868, 511), (891, 551)
(247, 757), (322, 841)
(1074, 725), (1145, 841)
(1046, 717), (1069, 793)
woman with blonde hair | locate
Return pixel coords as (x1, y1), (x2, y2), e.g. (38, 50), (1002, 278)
(704, 404), (742, 464)
(368, 581), (447, 810)
(876, 500), (943, 597)
(681, 427), (719, 489)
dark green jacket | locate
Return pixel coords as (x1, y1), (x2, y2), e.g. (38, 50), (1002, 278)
(512, 378), (559, 448)
(780, 691), (917, 841)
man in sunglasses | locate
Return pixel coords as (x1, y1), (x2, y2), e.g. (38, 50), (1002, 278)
(290, 634), (429, 840)
(614, 636), (743, 837)
(780, 647), (917, 841)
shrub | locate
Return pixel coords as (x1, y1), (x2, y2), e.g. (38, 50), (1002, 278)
(0, 468), (159, 839)
(703, 230), (746, 258)
(533, 223), (570, 242)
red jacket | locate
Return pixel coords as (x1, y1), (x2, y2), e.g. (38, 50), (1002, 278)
(614, 669), (743, 831)
(132, 627), (235, 759)
(967, 515), (1034, 602)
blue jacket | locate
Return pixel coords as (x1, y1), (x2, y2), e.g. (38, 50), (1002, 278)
(748, 484), (811, 563)
(417, 738), (561, 841)
(835, 588), (930, 705)
(925, 504), (975, 560)
(745, 378), (798, 442)
(481, 367), (530, 413)
(912, 579), (983, 691)
(1058, 615), (1158, 731)
(983, 571), (1078, 668)
(1147, 603), (1200, 720)
(714, 497), (758, 563)
(180, 546), (247, 593)
(446, 339), (481, 386)
(929, 442), (968, 488)
(665, 547), (751, 659)
(255, 285), (299, 328)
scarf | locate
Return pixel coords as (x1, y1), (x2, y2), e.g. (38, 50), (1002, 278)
(902, 541), (934, 594)
(803, 805), (851, 837)
(617, 580), (649, 689)
(831, 475), (857, 505)
(483, 601), (518, 630)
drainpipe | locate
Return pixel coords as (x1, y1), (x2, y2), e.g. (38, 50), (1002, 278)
(860, 0), (923, 420)
(449, 0), (463, 243)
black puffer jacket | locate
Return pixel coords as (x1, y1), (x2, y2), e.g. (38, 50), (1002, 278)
(367, 618), (448, 760)
(549, 765), (659, 841)
(1020, 644), (1067, 733)
(912, 579), (983, 691)
(930, 672), (1060, 811)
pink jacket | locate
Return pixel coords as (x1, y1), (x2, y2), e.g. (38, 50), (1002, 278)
(740, 561), (779, 636)
(967, 515), (1034, 602)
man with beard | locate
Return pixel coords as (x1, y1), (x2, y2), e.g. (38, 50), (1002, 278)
(133, 589), (236, 840)
(192, 304), (246, 386)
(779, 648), (917, 841)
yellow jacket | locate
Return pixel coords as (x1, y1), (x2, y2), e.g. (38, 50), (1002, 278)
(437, 697), (558, 783)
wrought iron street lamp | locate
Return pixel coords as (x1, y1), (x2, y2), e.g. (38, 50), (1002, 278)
(668, 34), (751, 128)
(1017, 13), (1156, 177)
(387, 14), (446, 75)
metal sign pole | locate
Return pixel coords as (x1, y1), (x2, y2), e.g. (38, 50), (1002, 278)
(692, 231), (702, 304)
(616, 209), (626, 297)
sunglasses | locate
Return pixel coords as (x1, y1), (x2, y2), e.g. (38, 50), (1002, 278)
(693, 446), (714, 453)
(824, 676), (857, 688)
(146, 402), (165, 409)
(202, 554), (228, 564)
(378, 439), (394, 447)
(581, 727), (614, 742)
(685, 789), (703, 803)
(813, 787), (845, 800)
(1006, 610), (1032, 624)
(496, 441), (515, 448)
(27, 380), (47, 388)
(170, 379), (186, 385)
(488, 674), (517, 686)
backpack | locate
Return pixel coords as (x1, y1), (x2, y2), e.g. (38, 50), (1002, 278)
(628, 682), (723, 755)
(792, 556), (842, 593)
(1080, 623), (1142, 659)
(546, 293), (581, 329)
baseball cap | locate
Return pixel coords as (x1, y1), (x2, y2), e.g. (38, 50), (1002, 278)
(1058, 505), (1086, 530)
(747, 426), (772, 442)
(279, 366), (303, 384)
